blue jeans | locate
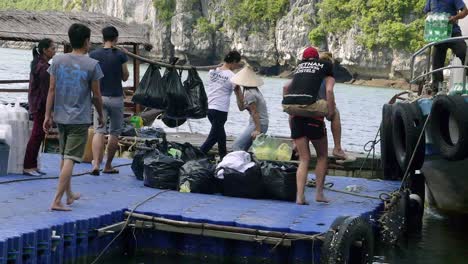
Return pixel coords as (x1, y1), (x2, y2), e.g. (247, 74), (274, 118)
(232, 121), (268, 151)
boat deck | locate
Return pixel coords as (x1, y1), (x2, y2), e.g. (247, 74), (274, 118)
(0, 153), (399, 263)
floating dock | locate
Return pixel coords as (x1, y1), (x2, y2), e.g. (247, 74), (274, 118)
(0, 153), (399, 263)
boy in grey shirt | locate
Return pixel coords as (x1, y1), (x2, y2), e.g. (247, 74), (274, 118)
(44, 23), (104, 211)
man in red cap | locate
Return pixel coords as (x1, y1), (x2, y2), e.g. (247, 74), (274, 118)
(282, 46), (336, 205)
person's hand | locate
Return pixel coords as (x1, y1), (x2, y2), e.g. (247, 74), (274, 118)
(97, 115), (104, 128)
(449, 16), (457, 23)
(43, 116), (53, 133)
(251, 130), (261, 139)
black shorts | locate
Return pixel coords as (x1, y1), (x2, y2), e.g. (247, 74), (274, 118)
(290, 116), (326, 140)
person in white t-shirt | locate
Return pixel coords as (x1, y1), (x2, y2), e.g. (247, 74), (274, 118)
(200, 51), (241, 158)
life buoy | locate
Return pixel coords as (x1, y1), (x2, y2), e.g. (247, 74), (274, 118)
(321, 216), (374, 264)
(392, 102), (426, 171)
(430, 95), (468, 160)
(380, 104), (404, 180)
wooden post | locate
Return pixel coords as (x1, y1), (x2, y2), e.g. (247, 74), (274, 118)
(133, 44), (141, 113)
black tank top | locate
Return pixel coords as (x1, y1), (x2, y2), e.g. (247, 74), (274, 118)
(282, 59), (334, 105)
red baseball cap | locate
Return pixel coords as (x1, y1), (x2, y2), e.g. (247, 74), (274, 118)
(302, 47), (319, 60)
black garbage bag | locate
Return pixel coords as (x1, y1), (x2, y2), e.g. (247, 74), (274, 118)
(222, 165), (264, 199)
(164, 67), (190, 119)
(178, 159), (216, 194)
(132, 65), (166, 109)
(132, 149), (158, 180)
(143, 153), (184, 190)
(138, 127), (166, 139)
(261, 161), (297, 201)
(162, 116), (186, 128)
(167, 142), (206, 162)
(121, 124), (137, 137)
(184, 68), (208, 119)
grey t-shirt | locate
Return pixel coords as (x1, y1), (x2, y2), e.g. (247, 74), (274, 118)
(48, 54), (104, 124)
(244, 88), (269, 126)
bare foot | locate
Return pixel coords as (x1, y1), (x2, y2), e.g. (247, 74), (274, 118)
(50, 202), (72, 211)
(332, 148), (348, 160)
(66, 193), (81, 205)
(316, 194), (330, 203)
(296, 196), (309, 205)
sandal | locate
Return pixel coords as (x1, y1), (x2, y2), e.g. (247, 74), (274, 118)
(102, 168), (119, 174)
(89, 169), (100, 176)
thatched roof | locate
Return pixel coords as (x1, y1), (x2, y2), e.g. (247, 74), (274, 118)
(0, 10), (151, 46)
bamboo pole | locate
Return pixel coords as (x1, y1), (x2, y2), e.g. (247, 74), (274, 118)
(117, 46), (221, 70)
(125, 211), (322, 241)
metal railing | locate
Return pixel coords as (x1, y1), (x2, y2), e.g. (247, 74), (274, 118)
(410, 36), (468, 89)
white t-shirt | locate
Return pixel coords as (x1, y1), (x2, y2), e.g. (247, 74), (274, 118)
(206, 68), (235, 112)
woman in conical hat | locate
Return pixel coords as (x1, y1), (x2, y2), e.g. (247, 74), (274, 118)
(231, 66), (269, 151)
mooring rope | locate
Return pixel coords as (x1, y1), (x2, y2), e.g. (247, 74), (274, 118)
(90, 189), (171, 264)
(0, 162), (133, 185)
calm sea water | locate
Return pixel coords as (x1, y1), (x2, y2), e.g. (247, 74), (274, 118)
(1, 47), (466, 264)
(0, 47), (397, 154)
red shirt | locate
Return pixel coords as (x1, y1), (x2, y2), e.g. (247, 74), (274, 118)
(28, 57), (50, 114)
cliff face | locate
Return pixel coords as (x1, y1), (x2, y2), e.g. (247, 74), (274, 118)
(73, 0), (412, 79)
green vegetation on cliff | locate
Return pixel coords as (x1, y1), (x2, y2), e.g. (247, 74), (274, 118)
(153, 0), (176, 24)
(0, 0), (64, 10)
(225, 0), (289, 29)
(309, 0), (426, 52)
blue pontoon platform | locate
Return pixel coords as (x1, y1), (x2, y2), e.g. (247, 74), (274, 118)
(0, 154), (400, 263)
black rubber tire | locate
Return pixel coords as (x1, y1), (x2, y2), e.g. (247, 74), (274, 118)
(430, 95), (468, 160)
(321, 216), (374, 264)
(321, 215), (351, 262)
(392, 102), (426, 171)
(380, 104), (404, 180)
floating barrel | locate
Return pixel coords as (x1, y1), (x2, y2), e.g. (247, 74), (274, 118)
(380, 104), (404, 180)
(321, 216), (374, 264)
(392, 102), (426, 171)
(429, 95), (468, 160)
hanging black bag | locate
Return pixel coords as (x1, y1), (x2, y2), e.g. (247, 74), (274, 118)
(164, 67), (190, 119)
(132, 64), (166, 109)
(184, 68), (208, 119)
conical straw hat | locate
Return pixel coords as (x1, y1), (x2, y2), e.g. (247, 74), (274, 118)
(230, 66), (264, 87)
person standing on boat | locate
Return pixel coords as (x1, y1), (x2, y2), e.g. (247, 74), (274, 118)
(43, 23), (104, 211)
(424, 0), (468, 92)
(283, 47), (336, 204)
(231, 66), (269, 151)
(23, 39), (56, 176)
(200, 51), (242, 158)
(89, 26), (129, 176)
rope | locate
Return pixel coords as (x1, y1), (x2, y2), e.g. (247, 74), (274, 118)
(306, 179), (385, 200)
(399, 109), (432, 191)
(90, 190), (171, 264)
(0, 163), (132, 185)
(356, 128), (381, 178)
